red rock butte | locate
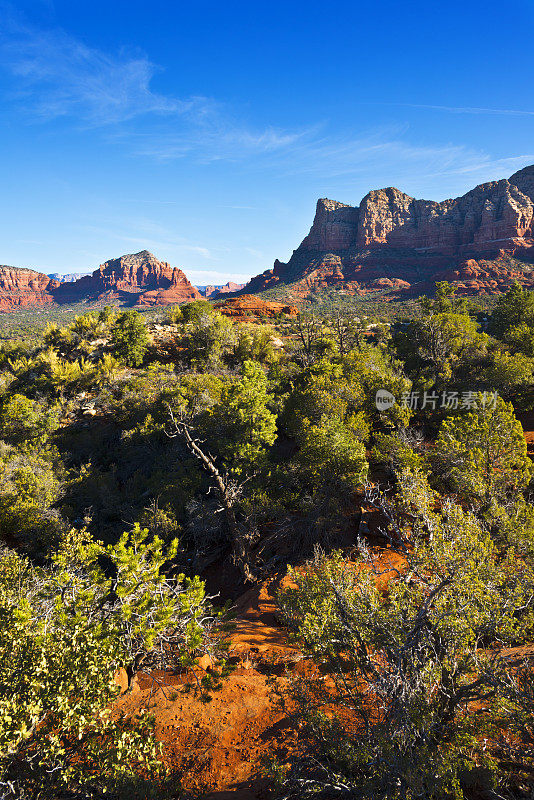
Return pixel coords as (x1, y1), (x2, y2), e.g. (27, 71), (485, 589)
(0, 251), (201, 312)
(241, 164), (534, 297)
(200, 281), (246, 298)
(2, 167), (534, 313)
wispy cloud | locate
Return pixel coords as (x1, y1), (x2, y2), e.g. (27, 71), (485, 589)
(128, 114), (534, 188)
(401, 103), (534, 117)
(0, 15), (312, 163)
(1, 15), (532, 193)
(227, 126), (534, 189)
(0, 16), (212, 125)
(77, 219), (215, 263)
(186, 269), (253, 283)
(128, 125), (314, 163)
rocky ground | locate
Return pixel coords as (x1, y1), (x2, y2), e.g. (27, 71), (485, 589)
(116, 573), (299, 797)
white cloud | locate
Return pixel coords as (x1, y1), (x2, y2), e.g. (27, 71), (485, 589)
(0, 16), (315, 165)
(186, 269), (252, 283)
(1, 16), (532, 197)
(75, 220), (215, 264)
(222, 126), (534, 196)
(128, 116), (534, 191)
(0, 17), (212, 125)
(128, 124), (314, 163)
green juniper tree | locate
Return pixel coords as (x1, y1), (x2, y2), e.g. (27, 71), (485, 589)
(213, 359), (278, 475)
(432, 395), (533, 504)
(111, 310), (149, 367)
(488, 282), (534, 354)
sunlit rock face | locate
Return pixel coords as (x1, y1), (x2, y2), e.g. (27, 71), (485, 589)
(0, 266), (59, 310)
(0, 251), (202, 311)
(242, 165), (534, 297)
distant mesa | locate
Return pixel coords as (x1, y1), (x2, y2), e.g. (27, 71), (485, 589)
(197, 281), (245, 298)
(3, 167), (534, 314)
(240, 164), (534, 298)
(0, 251), (201, 312)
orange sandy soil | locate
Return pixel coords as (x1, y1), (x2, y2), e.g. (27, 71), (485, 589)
(116, 574), (299, 798)
(114, 550), (403, 798)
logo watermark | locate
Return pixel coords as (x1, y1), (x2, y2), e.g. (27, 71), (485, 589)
(375, 389), (396, 410)
(375, 389), (499, 411)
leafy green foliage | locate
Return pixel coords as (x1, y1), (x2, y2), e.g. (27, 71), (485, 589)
(488, 282), (534, 354)
(233, 323), (279, 366)
(111, 310), (149, 367)
(0, 394), (59, 445)
(432, 395), (533, 502)
(277, 491), (534, 799)
(0, 285), (533, 795)
(0, 448), (65, 553)
(0, 525), (224, 798)
(296, 414), (367, 488)
(180, 299), (216, 323)
(211, 360), (278, 474)
(397, 311), (488, 387)
(177, 306), (234, 369)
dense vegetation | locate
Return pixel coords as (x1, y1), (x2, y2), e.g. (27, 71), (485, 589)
(0, 284), (533, 798)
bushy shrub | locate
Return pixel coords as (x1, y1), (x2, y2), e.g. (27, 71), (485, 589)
(0, 525), (226, 798)
(111, 310), (149, 367)
(432, 395), (533, 503)
(276, 495), (534, 799)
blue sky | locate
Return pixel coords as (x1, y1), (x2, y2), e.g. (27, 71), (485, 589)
(1, 0), (533, 283)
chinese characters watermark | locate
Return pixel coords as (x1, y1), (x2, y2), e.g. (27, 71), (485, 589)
(375, 389), (499, 412)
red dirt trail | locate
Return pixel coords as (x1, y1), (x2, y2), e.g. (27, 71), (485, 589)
(115, 549), (405, 797)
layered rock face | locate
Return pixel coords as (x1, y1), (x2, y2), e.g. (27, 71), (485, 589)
(93, 251), (179, 295)
(55, 251), (201, 304)
(214, 295), (298, 320)
(135, 265), (202, 306)
(244, 165), (534, 297)
(0, 252), (201, 312)
(0, 267), (59, 311)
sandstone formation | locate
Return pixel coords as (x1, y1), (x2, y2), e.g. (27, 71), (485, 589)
(243, 165), (534, 297)
(135, 265), (202, 306)
(214, 294), (298, 320)
(0, 266), (59, 311)
(0, 252), (201, 312)
(55, 250), (201, 305)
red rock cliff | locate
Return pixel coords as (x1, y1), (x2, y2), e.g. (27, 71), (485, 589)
(243, 165), (534, 297)
(214, 295), (298, 319)
(55, 250), (200, 303)
(135, 265), (201, 306)
(0, 266), (59, 311)
(51, 250), (200, 305)
(0, 252), (202, 312)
